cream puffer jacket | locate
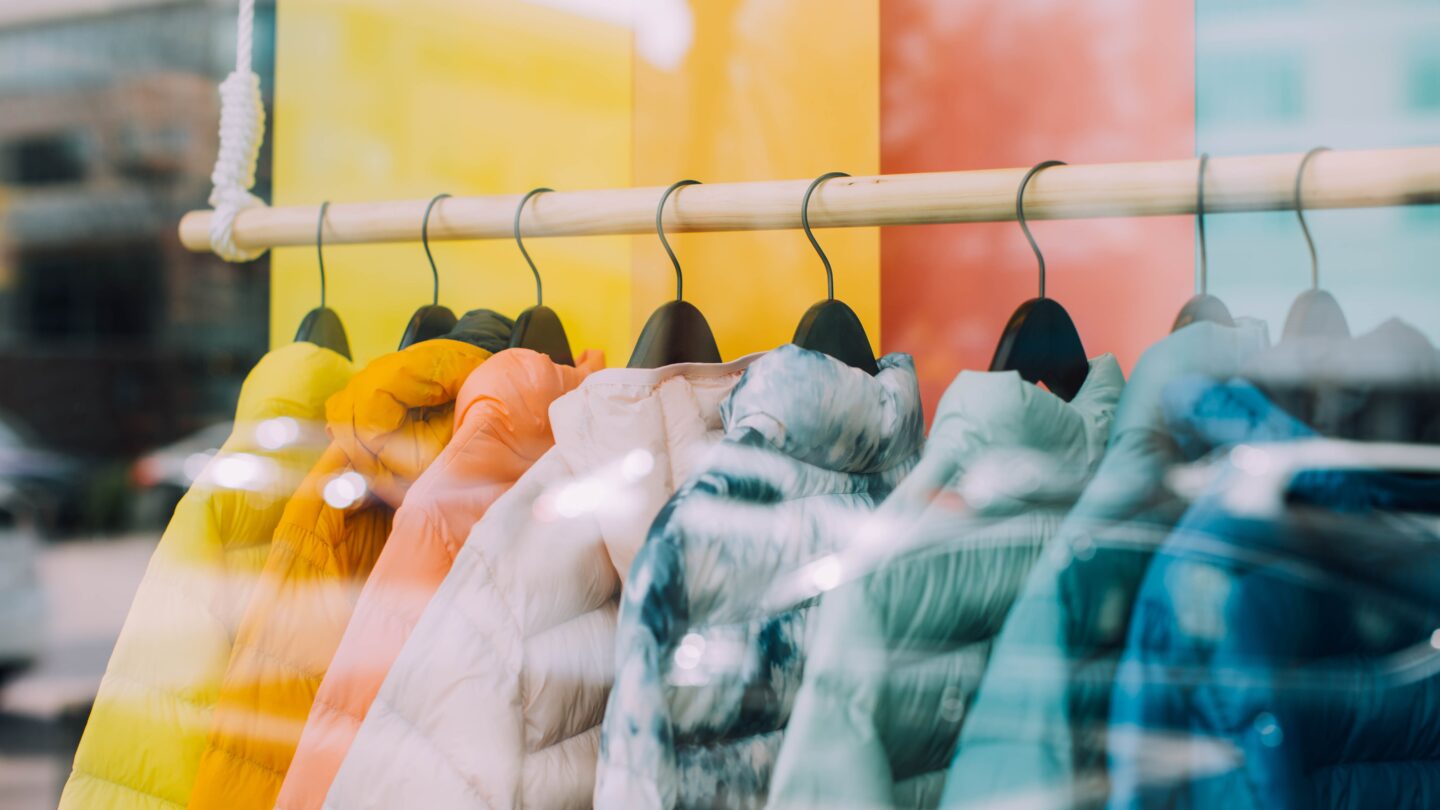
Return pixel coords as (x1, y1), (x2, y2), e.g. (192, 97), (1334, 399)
(323, 355), (759, 810)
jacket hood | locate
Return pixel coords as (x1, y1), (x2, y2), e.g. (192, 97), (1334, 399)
(720, 345), (925, 474)
(325, 335), (499, 509)
(548, 353), (761, 578)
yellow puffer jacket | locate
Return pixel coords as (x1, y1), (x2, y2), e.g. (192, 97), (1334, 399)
(58, 342), (353, 810)
(186, 335), (494, 810)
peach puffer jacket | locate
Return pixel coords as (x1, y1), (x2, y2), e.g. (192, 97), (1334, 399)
(323, 355), (760, 810)
(275, 348), (603, 810)
(58, 342), (352, 810)
(186, 332), (498, 810)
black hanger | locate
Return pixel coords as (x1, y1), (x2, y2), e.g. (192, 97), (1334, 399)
(627, 179), (722, 368)
(294, 200), (351, 359)
(1172, 153), (1235, 332)
(791, 172), (880, 375)
(1281, 147), (1349, 340)
(507, 188), (575, 365)
(397, 193), (460, 349)
(988, 160), (1090, 401)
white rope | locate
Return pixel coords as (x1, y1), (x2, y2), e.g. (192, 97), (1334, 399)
(208, 0), (268, 262)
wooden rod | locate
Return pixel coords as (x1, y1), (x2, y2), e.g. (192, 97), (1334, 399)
(179, 146), (1440, 254)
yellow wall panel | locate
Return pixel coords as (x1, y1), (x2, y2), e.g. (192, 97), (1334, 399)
(272, 0), (880, 366)
(631, 0), (881, 360)
(271, 0), (633, 365)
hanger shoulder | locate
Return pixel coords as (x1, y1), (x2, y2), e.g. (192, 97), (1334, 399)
(628, 300), (721, 369)
(399, 304), (459, 349)
(793, 299), (879, 375)
(1171, 293), (1235, 332)
(511, 305), (575, 366)
(296, 306), (352, 360)
(989, 297), (1089, 401)
(1282, 289), (1349, 341)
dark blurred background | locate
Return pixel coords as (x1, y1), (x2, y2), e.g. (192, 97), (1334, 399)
(0, 2), (274, 806)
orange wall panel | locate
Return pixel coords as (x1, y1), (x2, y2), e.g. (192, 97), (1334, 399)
(881, 0), (1196, 416)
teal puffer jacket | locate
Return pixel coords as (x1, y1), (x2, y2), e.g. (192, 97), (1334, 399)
(941, 320), (1269, 810)
(767, 355), (1124, 810)
(594, 345), (926, 810)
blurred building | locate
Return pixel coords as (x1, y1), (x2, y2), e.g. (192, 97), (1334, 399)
(0, 0), (273, 464)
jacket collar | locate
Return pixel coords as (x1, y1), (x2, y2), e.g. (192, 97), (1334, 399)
(548, 353), (762, 480)
(1161, 376), (1440, 515)
(934, 354), (1123, 454)
(234, 341), (353, 424)
(325, 337), (494, 508)
(910, 355), (1125, 506)
(1111, 318), (1270, 438)
(720, 345), (925, 474)
(1243, 318), (1439, 389)
(545, 353), (761, 578)
(452, 347), (604, 433)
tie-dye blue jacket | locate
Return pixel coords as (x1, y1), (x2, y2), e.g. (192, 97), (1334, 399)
(594, 345), (926, 810)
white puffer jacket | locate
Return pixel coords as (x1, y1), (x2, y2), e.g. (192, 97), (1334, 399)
(324, 355), (758, 810)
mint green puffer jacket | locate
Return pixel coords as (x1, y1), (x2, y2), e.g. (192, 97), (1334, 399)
(767, 355), (1123, 810)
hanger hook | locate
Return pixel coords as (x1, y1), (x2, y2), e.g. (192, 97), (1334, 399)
(315, 200), (330, 309)
(1196, 153), (1210, 296)
(514, 188), (554, 307)
(1295, 146), (1329, 291)
(1017, 160), (1066, 299)
(420, 193), (451, 307)
(802, 171), (850, 301)
(657, 179), (701, 301)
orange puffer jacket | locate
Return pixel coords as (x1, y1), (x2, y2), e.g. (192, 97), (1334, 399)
(186, 334), (497, 810)
(275, 347), (604, 810)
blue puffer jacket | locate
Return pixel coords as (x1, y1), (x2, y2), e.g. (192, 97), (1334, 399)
(594, 345), (926, 810)
(1107, 377), (1440, 810)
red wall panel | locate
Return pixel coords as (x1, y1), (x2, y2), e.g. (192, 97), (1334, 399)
(881, 0), (1196, 417)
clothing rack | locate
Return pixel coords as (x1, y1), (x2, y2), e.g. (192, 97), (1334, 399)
(178, 146), (1440, 254)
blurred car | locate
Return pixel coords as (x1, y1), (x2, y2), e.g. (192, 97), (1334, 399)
(0, 483), (46, 676)
(129, 421), (233, 529)
(0, 409), (86, 537)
